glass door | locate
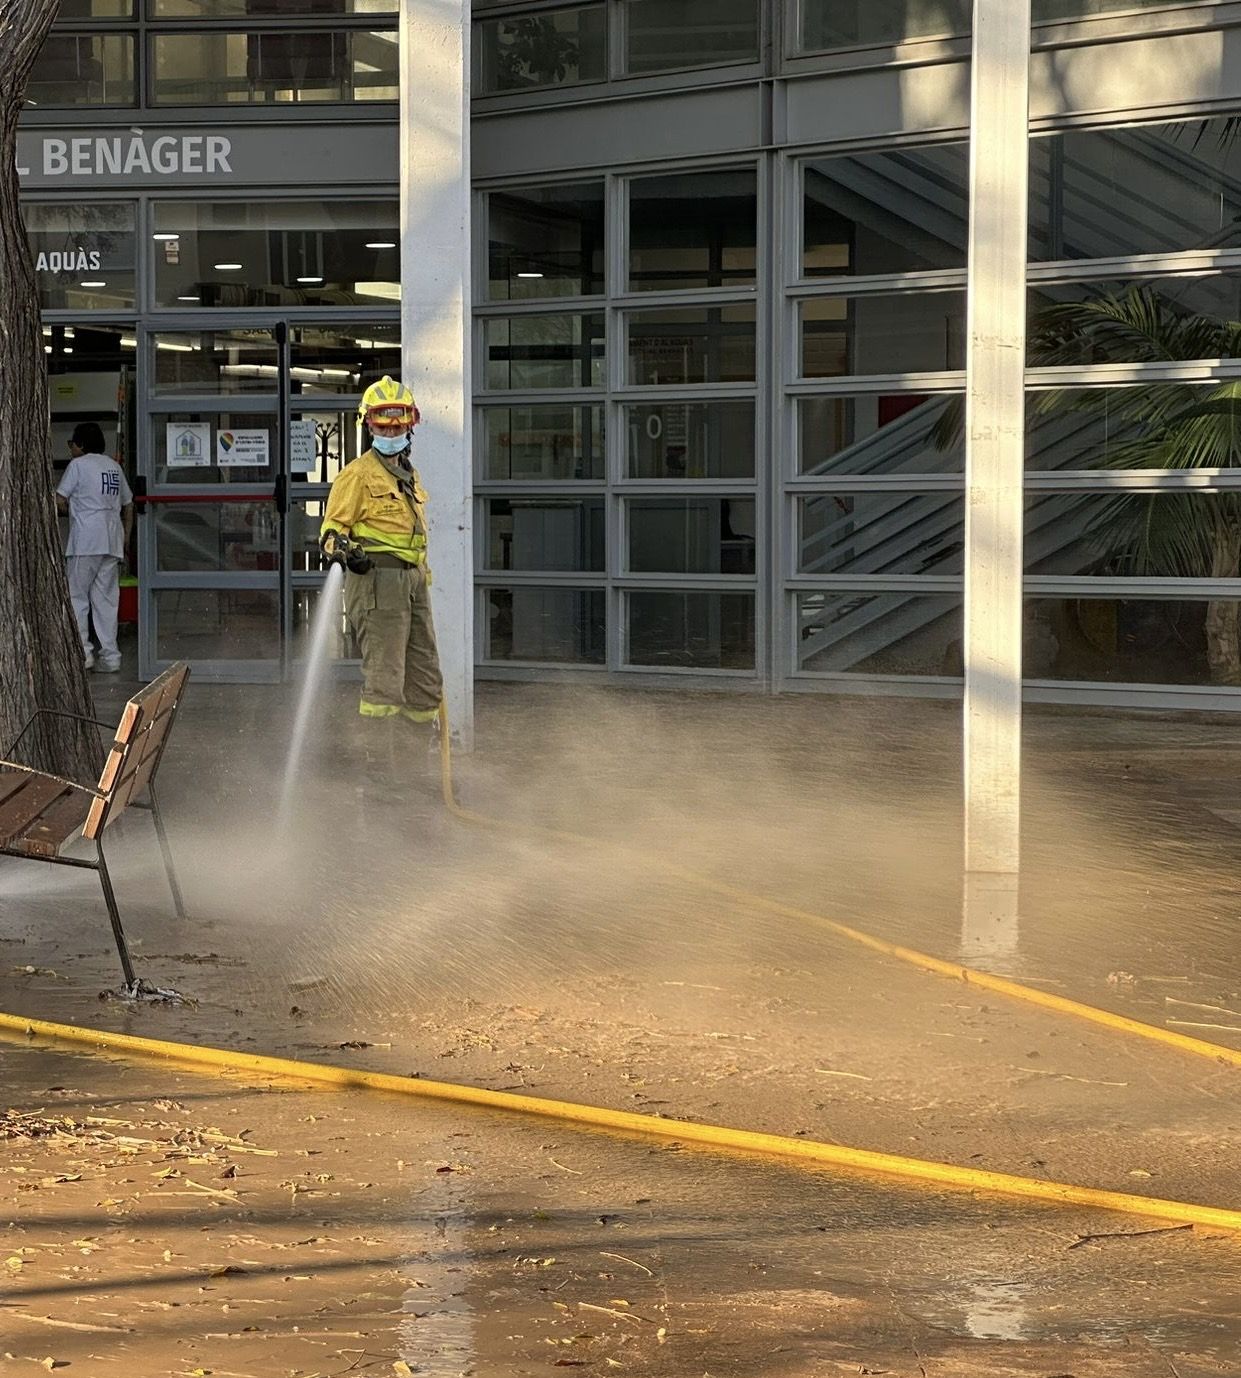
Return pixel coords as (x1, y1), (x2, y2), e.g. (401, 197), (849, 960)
(138, 321), (285, 682)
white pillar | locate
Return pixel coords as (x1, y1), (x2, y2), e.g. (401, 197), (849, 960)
(963, 0), (1030, 873)
(400, 0), (474, 749)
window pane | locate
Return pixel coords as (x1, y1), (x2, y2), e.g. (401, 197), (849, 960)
(292, 583), (359, 662)
(627, 591), (754, 669)
(628, 304), (756, 384)
(152, 30), (398, 104)
(485, 498), (605, 571)
(59, 0), (132, 15)
(1028, 276), (1241, 366)
(153, 410), (274, 483)
(798, 395), (963, 475)
(627, 497), (755, 574)
(484, 587), (606, 663)
(484, 313), (605, 390)
(1025, 384), (1238, 471)
(625, 401), (754, 478)
(154, 0), (395, 12)
(799, 493), (963, 576)
(489, 182), (604, 300)
(800, 293), (966, 378)
(803, 144), (968, 278)
(155, 588), (280, 661)
(629, 169), (757, 291)
(289, 324), (401, 398)
(1033, 0), (1199, 23)
(152, 200), (399, 307)
(46, 326), (137, 486)
(26, 34), (135, 107)
(151, 329), (279, 395)
(1024, 597), (1241, 685)
(799, 0), (970, 52)
(154, 500), (279, 572)
(288, 413), (368, 485)
(797, 592), (962, 675)
(1027, 492), (1241, 580)
(1031, 116), (1241, 262)
(482, 404), (604, 479)
(477, 6), (606, 95)
(25, 202), (136, 311)
(625, 0), (758, 74)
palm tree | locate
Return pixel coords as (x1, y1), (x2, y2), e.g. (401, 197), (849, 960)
(1031, 285), (1241, 684)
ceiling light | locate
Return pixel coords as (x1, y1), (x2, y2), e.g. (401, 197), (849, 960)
(366, 241), (396, 250)
(64, 328), (75, 338)
(63, 346), (73, 354)
(517, 271), (544, 279)
(42, 325), (51, 337)
(43, 345), (51, 354)
(297, 276), (323, 284)
(214, 262), (242, 271)
(153, 232), (179, 241)
(80, 280), (106, 287)
(177, 295), (200, 302)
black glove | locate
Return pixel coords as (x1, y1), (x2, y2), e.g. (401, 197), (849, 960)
(321, 530), (373, 575)
(345, 547), (373, 575)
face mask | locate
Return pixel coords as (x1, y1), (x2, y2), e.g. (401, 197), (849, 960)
(372, 433), (409, 457)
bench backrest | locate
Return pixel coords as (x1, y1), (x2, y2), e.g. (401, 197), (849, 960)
(84, 662), (190, 839)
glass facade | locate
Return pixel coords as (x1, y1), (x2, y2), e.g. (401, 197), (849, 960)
(21, 0), (1241, 707)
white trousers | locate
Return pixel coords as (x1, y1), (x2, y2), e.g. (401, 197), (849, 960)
(67, 555), (121, 664)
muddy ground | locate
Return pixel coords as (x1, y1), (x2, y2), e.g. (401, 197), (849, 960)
(1, 678), (1239, 1375)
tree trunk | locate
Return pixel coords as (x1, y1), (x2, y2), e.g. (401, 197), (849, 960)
(0, 0), (103, 782)
(1205, 522), (1241, 686)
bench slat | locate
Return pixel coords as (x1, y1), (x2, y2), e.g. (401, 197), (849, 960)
(0, 771), (34, 809)
(0, 776), (75, 847)
(16, 791), (92, 858)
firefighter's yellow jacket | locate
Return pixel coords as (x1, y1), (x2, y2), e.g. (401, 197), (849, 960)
(320, 450), (429, 565)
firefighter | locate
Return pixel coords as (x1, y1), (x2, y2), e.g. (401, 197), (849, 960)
(320, 376), (443, 726)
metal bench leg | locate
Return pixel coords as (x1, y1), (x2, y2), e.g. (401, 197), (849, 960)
(95, 838), (137, 991)
(148, 783), (187, 921)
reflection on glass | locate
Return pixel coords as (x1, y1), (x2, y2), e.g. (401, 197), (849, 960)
(799, 0), (970, 51)
(152, 30), (398, 104)
(625, 0), (759, 73)
(803, 144), (968, 277)
(627, 591), (754, 669)
(155, 589), (280, 660)
(153, 200), (399, 307)
(627, 497), (755, 574)
(291, 499), (330, 573)
(484, 313), (605, 390)
(625, 401), (755, 478)
(485, 499), (605, 571)
(289, 324), (401, 397)
(629, 169), (757, 291)
(627, 305), (756, 384)
(799, 394), (963, 475)
(154, 411), (273, 483)
(484, 587), (606, 662)
(58, 0), (133, 14)
(45, 326), (138, 487)
(155, 501), (280, 572)
(489, 183), (604, 300)
(477, 5), (606, 95)
(26, 33), (135, 106)
(289, 413), (366, 485)
(801, 292), (965, 377)
(1031, 115), (1241, 261)
(797, 592), (962, 674)
(25, 202), (136, 311)
(155, 0), (395, 12)
(1034, 0), (1211, 25)
(1024, 597), (1241, 685)
(151, 329), (279, 395)
(799, 493), (963, 575)
(482, 405), (604, 480)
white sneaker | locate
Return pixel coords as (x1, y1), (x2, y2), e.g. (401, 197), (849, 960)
(84, 651), (96, 670)
(97, 660), (122, 674)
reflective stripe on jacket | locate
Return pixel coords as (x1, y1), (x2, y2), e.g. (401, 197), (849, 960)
(320, 450), (429, 565)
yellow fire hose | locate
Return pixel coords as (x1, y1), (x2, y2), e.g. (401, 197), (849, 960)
(1, 1008), (1238, 1233)
(436, 705), (1241, 1072)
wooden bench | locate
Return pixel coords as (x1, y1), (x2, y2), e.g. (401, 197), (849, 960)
(0, 662), (190, 994)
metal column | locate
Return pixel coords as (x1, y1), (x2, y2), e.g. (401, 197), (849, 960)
(399, 0), (474, 749)
(963, 0), (1031, 874)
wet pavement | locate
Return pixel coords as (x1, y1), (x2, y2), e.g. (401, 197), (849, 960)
(1, 663), (1239, 1374)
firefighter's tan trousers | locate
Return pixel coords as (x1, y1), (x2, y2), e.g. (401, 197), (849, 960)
(344, 561), (443, 720)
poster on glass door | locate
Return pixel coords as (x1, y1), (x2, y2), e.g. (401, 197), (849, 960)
(216, 427), (270, 467)
(289, 418), (317, 474)
(166, 421), (211, 468)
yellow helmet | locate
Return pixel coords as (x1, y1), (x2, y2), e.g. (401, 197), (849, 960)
(358, 375), (420, 431)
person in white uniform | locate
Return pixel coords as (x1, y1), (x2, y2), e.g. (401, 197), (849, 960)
(56, 421), (134, 673)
